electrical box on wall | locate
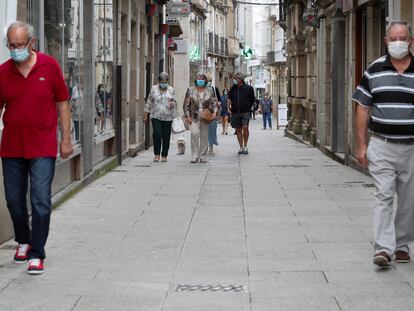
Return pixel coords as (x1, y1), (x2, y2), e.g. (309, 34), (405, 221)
(174, 38), (188, 54)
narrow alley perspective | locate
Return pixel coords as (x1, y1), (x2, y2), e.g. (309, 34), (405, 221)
(3, 0), (414, 310)
(1, 119), (413, 311)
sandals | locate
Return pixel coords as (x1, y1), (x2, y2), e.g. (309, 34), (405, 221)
(153, 156), (160, 162)
(161, 157), (167, 162)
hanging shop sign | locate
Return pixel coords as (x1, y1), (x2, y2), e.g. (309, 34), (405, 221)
(167, 2), (191, 18)
(146, 4), (157, 16)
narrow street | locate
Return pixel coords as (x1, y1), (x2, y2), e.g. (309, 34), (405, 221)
(1, 118), (414, 311)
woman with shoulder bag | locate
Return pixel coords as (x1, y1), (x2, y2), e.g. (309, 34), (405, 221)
(183, 73), (218, 163)
(144, 72), (177, 162)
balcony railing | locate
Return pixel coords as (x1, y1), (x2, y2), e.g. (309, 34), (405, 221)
(207, 32), (214, 53)
(214, 34), (219, 54)
(206, 31), (229, 57)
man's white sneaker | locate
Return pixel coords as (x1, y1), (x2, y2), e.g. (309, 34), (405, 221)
(28, 258), (44, 275)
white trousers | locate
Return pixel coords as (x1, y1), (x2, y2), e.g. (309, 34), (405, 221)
(367, 137), (414, 256)
(190, 121), (209, 161)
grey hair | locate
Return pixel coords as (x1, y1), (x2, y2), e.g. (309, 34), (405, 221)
(386, 20), (413, 38)
(158, 72), (169, 82)
(234, 72), (246, 80)
(7, 21), (35, 39)
(196, 73), (207, 81)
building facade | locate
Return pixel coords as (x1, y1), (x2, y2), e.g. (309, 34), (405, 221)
(283, 0), (414, 168)
(205, 0), (238, 92)
(267, 0), (288, 129)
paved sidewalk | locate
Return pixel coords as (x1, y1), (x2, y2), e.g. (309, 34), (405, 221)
(1, 118), (414, 311)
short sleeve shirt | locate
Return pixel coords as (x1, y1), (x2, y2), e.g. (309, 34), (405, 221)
(352, 54), (414, 137)
(0, 51), (69, 158)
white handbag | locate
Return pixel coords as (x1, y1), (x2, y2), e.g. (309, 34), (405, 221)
(172, 117), (187, 134)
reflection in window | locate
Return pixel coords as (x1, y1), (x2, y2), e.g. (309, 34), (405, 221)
(44, 0), (82, 146)
(94, 0), (114, 136)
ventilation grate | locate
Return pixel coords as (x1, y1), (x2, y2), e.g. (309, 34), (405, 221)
(175, 284), (247, 293)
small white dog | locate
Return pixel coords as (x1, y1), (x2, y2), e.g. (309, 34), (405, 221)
(177, 137), (186, 155)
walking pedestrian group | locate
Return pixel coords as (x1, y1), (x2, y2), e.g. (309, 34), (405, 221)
(7, 19), (414, 278)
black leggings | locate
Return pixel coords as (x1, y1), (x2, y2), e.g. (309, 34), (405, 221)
(151, 118), (172, 157)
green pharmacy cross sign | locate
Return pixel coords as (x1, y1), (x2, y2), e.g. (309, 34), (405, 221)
(190, 46), (201, 60)
(241, 47), (255, 59)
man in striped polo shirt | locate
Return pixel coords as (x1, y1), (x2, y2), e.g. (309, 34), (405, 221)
(353, 21), (414, 268)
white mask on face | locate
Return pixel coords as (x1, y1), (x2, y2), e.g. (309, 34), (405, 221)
(388, 40), (410, 60)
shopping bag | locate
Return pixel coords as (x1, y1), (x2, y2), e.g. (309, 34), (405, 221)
(172, 117), (187, 134)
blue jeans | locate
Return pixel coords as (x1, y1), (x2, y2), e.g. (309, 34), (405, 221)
(263, 112), (272, 129)
(208, 120), (218, 146)
(2, 157), (56, 260)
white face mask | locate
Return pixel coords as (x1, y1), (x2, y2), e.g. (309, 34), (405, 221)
(388, 40), (410, 60)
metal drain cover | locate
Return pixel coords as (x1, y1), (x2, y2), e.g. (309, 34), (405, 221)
(362, 183), (375, 188)
(270, 165), (310, 168)
(175, 284), (247, 293)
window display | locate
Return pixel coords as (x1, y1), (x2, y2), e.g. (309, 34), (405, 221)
(44, 0), (82, 146)
(94, 0), (114, 136)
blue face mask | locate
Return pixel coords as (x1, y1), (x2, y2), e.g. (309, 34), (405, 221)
(233, 79), (238, 85)
(223, 91), (227, 95)
(10, 47), (30, 62)
(196, 80), (206, 87)
(159, 83), (168, 89)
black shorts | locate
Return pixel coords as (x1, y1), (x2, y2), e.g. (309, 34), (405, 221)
(231, 112), (250, 129)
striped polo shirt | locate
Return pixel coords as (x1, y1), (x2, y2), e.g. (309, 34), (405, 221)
(352, 54), (414, 138)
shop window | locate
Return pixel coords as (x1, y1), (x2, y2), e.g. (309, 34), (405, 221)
(94, 0), (114, 137)
(44, 0), (82, 147)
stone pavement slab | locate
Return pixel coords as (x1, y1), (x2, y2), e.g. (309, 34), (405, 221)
(0, 117), (413, 310)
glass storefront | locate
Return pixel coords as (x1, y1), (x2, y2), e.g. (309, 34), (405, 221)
(44, 0), (82, 147)
(94, 0), (114, 137)
(42, 0), (115, 148)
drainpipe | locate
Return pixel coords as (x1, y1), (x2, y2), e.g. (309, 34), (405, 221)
(331, 8), (345, 154)
(388, 0), (401, 20)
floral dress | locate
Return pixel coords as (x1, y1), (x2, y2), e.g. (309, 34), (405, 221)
(144, 84), (177, 121)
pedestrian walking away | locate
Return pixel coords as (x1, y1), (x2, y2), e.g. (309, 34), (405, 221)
(0, 21), (73, 275)
(220, 88), (230, 135)
(183, 73), (218, 163)
(251, 98), (259, 120)
(228, 72), (256, 155)
(353, 20), (414, 268)
(259, 92), (273, 130)
(206, 75), (222, 155)
(144, 72), (177, 163)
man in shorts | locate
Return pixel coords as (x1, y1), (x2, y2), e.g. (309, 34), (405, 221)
(228, 72), (256, 154)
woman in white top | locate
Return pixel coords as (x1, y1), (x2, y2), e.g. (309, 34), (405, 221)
(144, 72), (177, 162)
